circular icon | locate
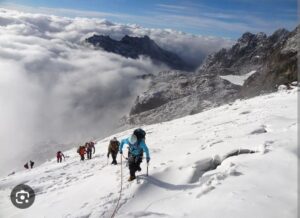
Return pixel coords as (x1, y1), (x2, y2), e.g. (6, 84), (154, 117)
(10, 184), (35, 209)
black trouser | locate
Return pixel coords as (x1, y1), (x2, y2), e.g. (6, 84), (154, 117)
(80, 155), (85, 161)
(128, 153), (142, 177)
(57, 157), (62, 163)
(111, 151), (118, 164)
(87, 148), (92, 159)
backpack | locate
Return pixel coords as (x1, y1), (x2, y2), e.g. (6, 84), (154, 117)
(133, 128), (146, 141)
(110, 140), (119, 152)
(77, 146), (85, 155)
(128, 142), (144, 157)
(89, 142), (95, 148)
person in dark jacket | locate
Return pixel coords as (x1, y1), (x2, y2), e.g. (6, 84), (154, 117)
(30, 160), (34, 168)
(24, 160), (35, 169)
(107, 137), (120, 165)
(86, 142), (95, 159)
(56, 151), (65, 163)
(119, 129), (150, 181)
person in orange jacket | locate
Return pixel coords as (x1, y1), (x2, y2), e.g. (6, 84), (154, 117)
(77, 146), (86, 161)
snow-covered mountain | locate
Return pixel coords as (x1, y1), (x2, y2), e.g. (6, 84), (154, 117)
(200, 26), (298, 98)
(0, 86), (297, 218)
(125, 26), (298, 126)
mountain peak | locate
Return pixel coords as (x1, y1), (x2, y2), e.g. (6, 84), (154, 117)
(86, 34), (193, 71)
(239, 32), (255, 41)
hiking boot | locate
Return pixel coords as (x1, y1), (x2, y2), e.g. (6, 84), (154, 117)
(128, 176), (136, 181)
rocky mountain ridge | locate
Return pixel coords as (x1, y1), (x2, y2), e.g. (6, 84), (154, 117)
(121, 25), (298, 126)
(86, 34), (193, 71)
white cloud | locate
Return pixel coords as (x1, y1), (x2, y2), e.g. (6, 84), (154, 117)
(0, 8), (231, 175)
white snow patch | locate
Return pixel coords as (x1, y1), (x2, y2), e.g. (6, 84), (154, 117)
(220, 70), (257, 86)
(278, 85), (288, 91)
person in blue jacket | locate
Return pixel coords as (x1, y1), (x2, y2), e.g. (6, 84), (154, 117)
(119, 128), (150, 181)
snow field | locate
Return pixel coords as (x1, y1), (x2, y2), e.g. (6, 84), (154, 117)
(0, 87), (297, 218)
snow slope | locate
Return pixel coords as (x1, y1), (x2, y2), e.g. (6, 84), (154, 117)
(0, 87), (298, 218)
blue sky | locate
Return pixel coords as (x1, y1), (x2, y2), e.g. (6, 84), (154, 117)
(0, 0), (297, 38)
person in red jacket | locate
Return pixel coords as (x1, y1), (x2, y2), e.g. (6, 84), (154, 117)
(56, 151), (65, 163)
(77, 146), (86, 161)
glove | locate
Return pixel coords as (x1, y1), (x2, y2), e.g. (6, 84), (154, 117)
(146, 157), (150, 163)
(120, 151), (123, 154)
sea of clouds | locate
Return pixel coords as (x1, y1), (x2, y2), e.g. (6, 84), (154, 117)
(0, 8), (232, 175)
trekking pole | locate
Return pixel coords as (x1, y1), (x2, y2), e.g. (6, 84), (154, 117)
(146, 162), (149, 176)
(111, 154), (123, 218)
(122, 154), (127, 160)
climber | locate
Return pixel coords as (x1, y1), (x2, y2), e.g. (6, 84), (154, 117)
(107, 137), (120, 165)
(86, 142), (96, 159)
(119, 128), (150, 181)
(24, 160), (34, 169)
(77, 145), (86, 161)
(30, 160), (34, 168)
(56, 151), (65, 163)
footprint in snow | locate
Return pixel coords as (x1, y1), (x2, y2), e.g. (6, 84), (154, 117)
(80, 202), (89, 209)
(209, 140), (223, 147)
(250, 126), (267, 134)
(83, 174), (94, 179)
(240, 110), (251, 115)
(257, 141), (274, 153)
